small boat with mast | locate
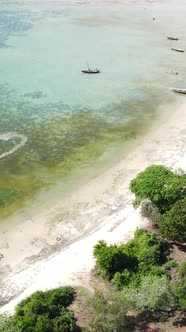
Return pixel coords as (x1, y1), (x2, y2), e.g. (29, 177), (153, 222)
(81, 68), (100, 74)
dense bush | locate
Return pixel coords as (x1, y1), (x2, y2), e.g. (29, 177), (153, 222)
(85, 290), (133, 332)
(176, 276), (186, 310)
(0, 287), (81, 332)
(157, 197), (186, 243)
(130, 165), (186, 213)
(178, 262), (186, 278)
(123, 275), (177, 314)
(0, 314), (16, 332)
(121, 229), (168, 268)
(94, 230), (169, 290)
(93, 240), (129, 279)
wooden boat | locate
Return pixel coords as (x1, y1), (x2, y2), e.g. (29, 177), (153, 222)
(81, 68), (100, 74)
(171, 47), (184, 52)
(167, 36), (178, 40)
(171, 88), (186, 94)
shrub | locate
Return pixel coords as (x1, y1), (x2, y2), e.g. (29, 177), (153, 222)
(176, 276), (186, 310)
(94, 230), (169, 290)
(93, 241), (129, 279)
(122, 229), (168, 265)
(8, 287), (80, 332)
(178, 262), (186, 278)
(157, 197), (186, 243)
(112, 270), (133, 289)
(123, 275), (177, 314)
(140, 199), (160, 223)
(161, 259), (178, 272)
(130, 165), (186, 213)
(85, 290), (133, 332)
(0, 314), (16, 332)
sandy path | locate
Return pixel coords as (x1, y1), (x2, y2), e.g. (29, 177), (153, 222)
(0, 98), (185, 313)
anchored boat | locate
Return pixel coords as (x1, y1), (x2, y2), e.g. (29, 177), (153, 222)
(81, 68), (100, 74)
(170, 88), (186, 94)
(167, 36), (178, 40)
(171, 47), (184, 52)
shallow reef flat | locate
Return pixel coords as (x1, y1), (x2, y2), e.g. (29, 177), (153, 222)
(0, 0), (186, 215)
(0, 84), (165, 215)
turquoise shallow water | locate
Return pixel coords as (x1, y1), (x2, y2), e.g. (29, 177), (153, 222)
(0, 0), (186, 216)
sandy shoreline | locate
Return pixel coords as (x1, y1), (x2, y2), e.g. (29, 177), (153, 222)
(0, 97), (186, 313)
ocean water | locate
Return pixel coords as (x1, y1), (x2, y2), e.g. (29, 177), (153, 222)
(0, 0), (186, 217)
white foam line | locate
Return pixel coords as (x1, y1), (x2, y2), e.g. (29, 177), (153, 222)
(0, 132), (28, 159)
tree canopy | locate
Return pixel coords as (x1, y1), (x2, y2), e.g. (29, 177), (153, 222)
(1, 287), (81, 332)
(94, 229), (169, 290)
(130, 165), (186, 213)
(157, 197), (186, 243)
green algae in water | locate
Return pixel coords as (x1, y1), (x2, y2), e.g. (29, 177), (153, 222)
(0, 83), (172, 216)
(0, 188), (20, 208)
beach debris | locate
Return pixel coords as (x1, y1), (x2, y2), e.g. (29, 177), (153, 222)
(171, 47), (184, 53)
(167, 70), (178, 75)
(56, 236), (62, 242)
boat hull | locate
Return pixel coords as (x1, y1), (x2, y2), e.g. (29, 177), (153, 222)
(171, 88), (186, 94)
(171, 48), (184, 52)
(81, 70), (100, 74)
(167, 37), (178, 40)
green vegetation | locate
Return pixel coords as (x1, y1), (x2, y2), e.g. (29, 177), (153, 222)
(94, 229), (168, 287)
(123, 275), (176, 314)
(130, 165), (186, 213)
(176, 277), (186, 310)
(178, 261), (186, 278)
(0, 187), (20, 208)
(130, 165), (186, 243)
(0, 314), (16, 332)
(84, 290), (133, 332)
(176, 262), (186, 310)
(96, 164), (185, 319)
(93, 240), (129, 280)
(93, 228), (186, 318)
(0, 287), (81, 332)
(157, 197), (186, 243)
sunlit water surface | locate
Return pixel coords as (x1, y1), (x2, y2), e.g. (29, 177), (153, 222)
(0, 0), (186, 217)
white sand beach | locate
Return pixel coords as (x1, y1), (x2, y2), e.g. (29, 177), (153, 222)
(0, 98), (186, 313)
